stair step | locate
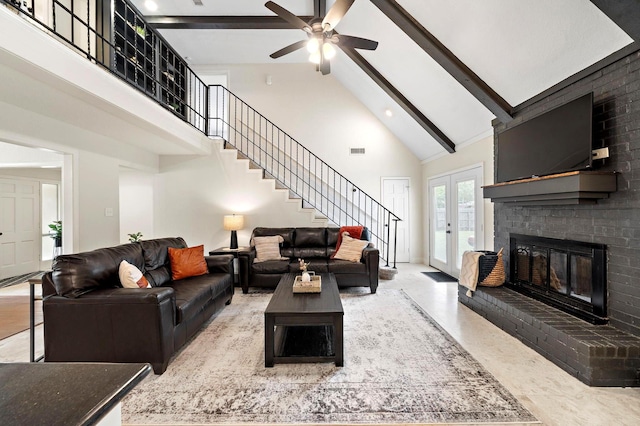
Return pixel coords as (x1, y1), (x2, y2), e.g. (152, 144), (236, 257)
(274, 181), (288, 190)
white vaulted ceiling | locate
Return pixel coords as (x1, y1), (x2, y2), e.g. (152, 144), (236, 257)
(130, 0), (633, 161)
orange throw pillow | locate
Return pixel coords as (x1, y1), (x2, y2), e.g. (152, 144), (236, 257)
(168, 245), (208, 280)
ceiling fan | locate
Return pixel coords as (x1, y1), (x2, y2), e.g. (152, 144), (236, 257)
(265, 0), (378, 75)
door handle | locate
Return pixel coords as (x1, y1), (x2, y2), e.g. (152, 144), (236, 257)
(446, 230), (451, 234)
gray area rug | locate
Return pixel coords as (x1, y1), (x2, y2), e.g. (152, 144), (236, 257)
(122, 289), (537, 424)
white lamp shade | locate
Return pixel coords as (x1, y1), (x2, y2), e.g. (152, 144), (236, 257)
(223, 215), (244, 231)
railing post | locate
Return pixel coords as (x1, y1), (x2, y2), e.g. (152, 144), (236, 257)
(204, 84), (210, 136)
(392, 218), (400, 269)
(385, 210), (391, 267)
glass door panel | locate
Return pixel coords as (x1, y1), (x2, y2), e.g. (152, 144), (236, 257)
(456, 179), (476, 270)
(433, 184), (447, 263)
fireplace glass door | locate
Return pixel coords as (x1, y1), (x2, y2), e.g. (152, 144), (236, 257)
(509, 234), (606, 323)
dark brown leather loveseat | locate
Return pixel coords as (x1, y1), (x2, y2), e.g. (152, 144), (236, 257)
(41, 237), (234, 374)
(238, 227), (379, 294)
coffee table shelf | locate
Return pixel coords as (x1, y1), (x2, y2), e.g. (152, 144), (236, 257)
(264, 273), (343, 367)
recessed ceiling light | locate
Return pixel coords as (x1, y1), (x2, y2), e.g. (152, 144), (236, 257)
(384, 109), (393, 117)
(144, 0), (158, 12)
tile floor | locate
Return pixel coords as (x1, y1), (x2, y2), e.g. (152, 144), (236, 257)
(1, 264), (639, 425)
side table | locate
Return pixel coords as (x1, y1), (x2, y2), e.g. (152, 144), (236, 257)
(209, 247), (250, 292)
(28, 274), (45, 362)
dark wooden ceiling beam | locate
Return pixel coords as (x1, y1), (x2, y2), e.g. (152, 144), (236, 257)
(314, 0), (326, 18)
(370, 0), (514, 123)
(145, 16), (315, 30)
(589, 0), (640, 41)
(338, 44), (455, 153)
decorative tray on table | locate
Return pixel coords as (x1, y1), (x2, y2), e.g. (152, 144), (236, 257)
(293, 275), (322, 293)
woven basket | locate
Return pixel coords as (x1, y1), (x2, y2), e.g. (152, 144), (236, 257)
(478, 248), (505, 287)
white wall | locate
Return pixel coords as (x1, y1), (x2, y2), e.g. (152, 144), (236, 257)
(192, 63), (424, 261)
(154, 145), (327, 251)
(119, 168), (154, 244)
(422, 135), (495, 263)
(76, 151), (121, 252)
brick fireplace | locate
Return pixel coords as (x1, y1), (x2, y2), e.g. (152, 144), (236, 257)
(459, 48), (640, 386)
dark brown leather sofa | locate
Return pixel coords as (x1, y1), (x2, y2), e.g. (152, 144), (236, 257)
(238, 227), (379, 294)
(41, 237), (234, 374)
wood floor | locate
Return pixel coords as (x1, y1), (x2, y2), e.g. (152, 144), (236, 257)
(0, 282), (43, 341)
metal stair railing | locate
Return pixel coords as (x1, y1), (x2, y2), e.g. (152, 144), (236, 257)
(208, 85), (401, 267)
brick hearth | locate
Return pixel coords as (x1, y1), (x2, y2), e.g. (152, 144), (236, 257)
(459, 286), (640, 387)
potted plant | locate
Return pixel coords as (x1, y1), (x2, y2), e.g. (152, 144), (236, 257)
(128, 232), (143, 243)
(48, 220), (62, 248)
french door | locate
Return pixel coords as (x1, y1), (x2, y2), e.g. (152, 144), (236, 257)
(428, 166), (484, 278)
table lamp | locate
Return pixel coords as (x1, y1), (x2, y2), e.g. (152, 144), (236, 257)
(223, 214), (244, 249)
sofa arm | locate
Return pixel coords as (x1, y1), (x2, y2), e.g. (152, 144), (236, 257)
(205, 254), (234, 274)
(237, 249), (256, 294)
(43, 287), (176, 374)
(362, 247), (380, 293)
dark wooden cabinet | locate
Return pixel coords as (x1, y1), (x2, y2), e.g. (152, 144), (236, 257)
(107, 0), (187, 117)
(113, 0), (156, 97)
(159, 40), (186, 117)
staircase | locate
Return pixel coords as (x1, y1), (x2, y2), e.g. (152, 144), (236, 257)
(208, 85), (401, 266)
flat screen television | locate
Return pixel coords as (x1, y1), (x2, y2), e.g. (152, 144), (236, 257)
(496, 92), (593, 183)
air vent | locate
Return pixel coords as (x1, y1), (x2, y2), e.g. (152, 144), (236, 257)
(192, 0), (204, 5)
(350, 147), (366, 155)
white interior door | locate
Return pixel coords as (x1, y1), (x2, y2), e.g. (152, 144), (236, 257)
(428, 167), (484, 277)
(0, 178), (40, 279)
(382, 178), (410, 263)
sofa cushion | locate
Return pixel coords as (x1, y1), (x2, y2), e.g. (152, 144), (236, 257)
(328, 259), (367, 274)
(294, 228), (327, 247)
(252, 259), (290, 274)
(293, 247), (329, 258)
(51, 242), (144, 298)
(141, 237), (187, 287)
(168, 245), (208, 280)
(289, 258), (329, 273)
(169, 276), (214, 324)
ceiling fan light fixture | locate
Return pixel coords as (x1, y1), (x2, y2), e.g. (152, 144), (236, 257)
(307, 38), (320, 53)
(309, 51), (321, 64)
(322, 42), (336, 60)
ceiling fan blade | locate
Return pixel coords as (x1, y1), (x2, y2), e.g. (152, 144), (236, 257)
(320, 58), (331, 75)
(333, 34), (378, 50)
(270, 40), (308, 59)
(322, 0), (355, 31)
(265, 1), (311, 32)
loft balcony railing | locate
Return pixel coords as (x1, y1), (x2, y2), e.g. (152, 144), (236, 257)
(3, 0), (401, 266)
(2, 0), (209, 132)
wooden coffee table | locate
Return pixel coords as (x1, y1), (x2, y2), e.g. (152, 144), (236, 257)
(264, 272), (343, 367)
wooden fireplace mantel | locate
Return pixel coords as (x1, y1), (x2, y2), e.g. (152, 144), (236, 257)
(482, 171), (617, 205)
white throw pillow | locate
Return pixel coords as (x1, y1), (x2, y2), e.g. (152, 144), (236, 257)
(333, 233), (369, 262)
(252, 235), (287, 262)
(118, 260), (151, 288)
